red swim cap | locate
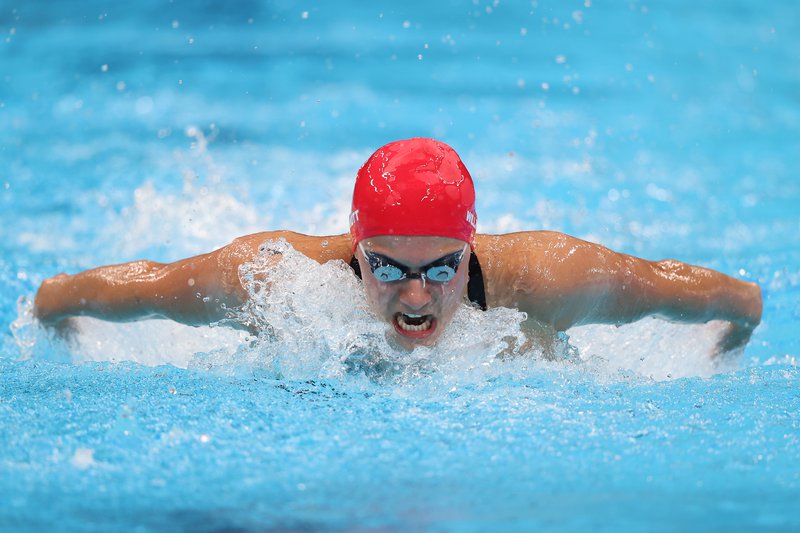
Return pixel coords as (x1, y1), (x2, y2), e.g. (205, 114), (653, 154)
(349, 138), (477, 248)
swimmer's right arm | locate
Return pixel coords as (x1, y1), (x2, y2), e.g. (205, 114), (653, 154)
(34, 231), (353, 329)
(34, 249), (249, 328)
(34, 232), (276, 328)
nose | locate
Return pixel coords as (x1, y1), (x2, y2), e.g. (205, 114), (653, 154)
(397, 278), (432, 311)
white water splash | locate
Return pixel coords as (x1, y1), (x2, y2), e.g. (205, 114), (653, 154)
(107, 127), (268, 258)
(568, 319), (739, 381)
(189, 239), (539, 386)
(10, 296), (246, 367)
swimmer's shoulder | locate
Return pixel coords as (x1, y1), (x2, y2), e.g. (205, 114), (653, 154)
(223, 231), (353, 264)
(473, 230), (579, 263)
(207, 231), (350, 297)
(473, 231), (582, 307)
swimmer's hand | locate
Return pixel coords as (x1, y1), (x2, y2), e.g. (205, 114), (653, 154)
(34, 273), (71, 326)
(714, 320), (756, 356)
(33, 274), (81, 342)
(713, 280), (762, 356)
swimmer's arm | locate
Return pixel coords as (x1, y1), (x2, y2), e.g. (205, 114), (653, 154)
(34, 231), (354, 328)
(33, 250), (248, 328)
(510, 233), (762, 351)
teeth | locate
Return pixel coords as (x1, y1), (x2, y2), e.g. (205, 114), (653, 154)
(397, 313), (432, 332)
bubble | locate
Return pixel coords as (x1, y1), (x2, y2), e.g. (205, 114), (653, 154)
(71, 448), (95, 469)
(135, 96), (153, 115)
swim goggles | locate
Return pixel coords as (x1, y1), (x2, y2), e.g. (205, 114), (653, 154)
(358, 243), (467, 284)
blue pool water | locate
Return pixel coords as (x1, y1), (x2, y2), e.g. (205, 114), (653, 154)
(2, 1), (799, 530)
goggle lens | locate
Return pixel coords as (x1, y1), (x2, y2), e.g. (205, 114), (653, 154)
(373, 264), (405, 282)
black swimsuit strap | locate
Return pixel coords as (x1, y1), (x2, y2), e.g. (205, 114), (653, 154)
(349, 254), (362, 279)
(348, 249), (487, 311)
(467, 250), (487, 311)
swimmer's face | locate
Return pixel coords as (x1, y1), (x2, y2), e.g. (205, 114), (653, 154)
(356, 235), (470, 350)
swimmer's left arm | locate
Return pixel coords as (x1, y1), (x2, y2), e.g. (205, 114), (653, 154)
(504, 232), (762, 352)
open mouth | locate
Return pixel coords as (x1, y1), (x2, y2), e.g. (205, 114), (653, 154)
(393, 312), (436, 338)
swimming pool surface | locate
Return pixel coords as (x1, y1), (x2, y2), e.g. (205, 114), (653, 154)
(2, 1), (799, 531)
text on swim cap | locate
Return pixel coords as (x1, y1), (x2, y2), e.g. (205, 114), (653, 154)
(466, 210), (477, 229)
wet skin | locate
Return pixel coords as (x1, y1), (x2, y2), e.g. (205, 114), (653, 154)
(356, 236), (471, 350)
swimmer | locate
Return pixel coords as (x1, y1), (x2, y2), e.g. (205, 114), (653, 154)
(33, 138), (762, 354)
